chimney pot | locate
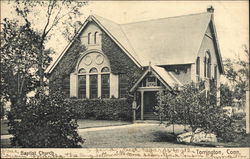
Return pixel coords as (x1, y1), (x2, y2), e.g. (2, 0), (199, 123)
(207, 6), (214, 13)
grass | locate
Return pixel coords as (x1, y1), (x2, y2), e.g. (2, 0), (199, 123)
(1, 119), (250, 148)
(77, 119), (131, 129)
(79, 124), (195, 148)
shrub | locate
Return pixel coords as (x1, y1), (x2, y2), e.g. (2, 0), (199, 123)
(155, 81), (239, 142)
(8, 91), (84, 148)
(68, 98), (132, 121)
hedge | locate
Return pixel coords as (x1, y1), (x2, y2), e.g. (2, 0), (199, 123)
(67, 98), (133, 121)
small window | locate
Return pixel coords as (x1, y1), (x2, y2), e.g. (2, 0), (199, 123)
(101, 67), (109, 73)
(196, 57), (200, 75)
(89, 67), (98, 73)
(214, 65), (217, 80)
(78, 68), (86, 74)
(207, 56), (211, 78)
(88, 32), (91, 44)
(204, 57), (207, 77)
(94, 31), (98, 44)
(204, 51), (211, 78)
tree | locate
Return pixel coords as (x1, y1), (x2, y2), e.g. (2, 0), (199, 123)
(220, 83), (234, 106)
(155, 81), (237, 142)
(223, 45), (249, 102)
(8, 91), (84, 148)
(12, 0), (87, 88)
(0, 19), (52, 116)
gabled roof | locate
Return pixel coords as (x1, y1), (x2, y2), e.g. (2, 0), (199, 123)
(130, 65), (183, 92)
(46, 12), (223, 74)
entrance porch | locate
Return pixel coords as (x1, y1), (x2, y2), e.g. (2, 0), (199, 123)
(134, 87), (164, 121)
(130, 64), (182, 122)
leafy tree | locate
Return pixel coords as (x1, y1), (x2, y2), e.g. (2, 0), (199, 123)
(0, 19), (52, 116)
(11, 0), (87, 87)
(220, 83), (234, 106)
(155, 81), (237, 142)
(8, 91), (84, 148)
(223, 45), (249, 102)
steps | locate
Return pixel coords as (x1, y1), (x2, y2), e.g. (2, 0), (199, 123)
(143, 112), (159, 120)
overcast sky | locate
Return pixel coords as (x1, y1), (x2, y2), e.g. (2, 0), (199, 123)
(1, 1), (249, 61)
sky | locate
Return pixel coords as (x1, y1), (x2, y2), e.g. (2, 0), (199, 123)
(1, 1), (249, 61)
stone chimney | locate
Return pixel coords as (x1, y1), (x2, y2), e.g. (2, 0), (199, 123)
(207, 6), (214, 13)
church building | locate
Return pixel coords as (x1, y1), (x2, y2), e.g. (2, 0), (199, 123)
(46, 7), (224, 120)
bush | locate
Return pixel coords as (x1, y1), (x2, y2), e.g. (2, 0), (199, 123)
(155, 81), (239, 142)
(8, 91), (84, 148)
(68, 98), (132, 121)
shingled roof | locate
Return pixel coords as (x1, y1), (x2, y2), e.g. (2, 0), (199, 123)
(47, 12), (223, 74)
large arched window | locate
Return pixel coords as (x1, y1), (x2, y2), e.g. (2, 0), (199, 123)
(78, 68), (86, 98)
(88, 32), (91, 44)
(101, 67), (110, 98)
(94, 31), (98, 44)
(89, 67), (98, 99)
(76, 52), (111, 99)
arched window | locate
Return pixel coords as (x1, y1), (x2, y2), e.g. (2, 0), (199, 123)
(94, 31), (98, 44)
(78, 68), (86, 74)
(88, 32), (91, 44)
(78, 68), (86, 98)
(214, 65), (217, 80)
(101, 67), (110, 98)
(89, 67), (98, 73)
(89, 67), (98, 98)
(204, 56), (207, 77)
(196, 57), (200, 76)
(101, 67), (109, 72)
(204, 51), (211, 78)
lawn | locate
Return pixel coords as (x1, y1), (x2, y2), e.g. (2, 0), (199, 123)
(1, 119), (250, 148)
(79, 124), (195, 148)
(1, 119), (131, 135)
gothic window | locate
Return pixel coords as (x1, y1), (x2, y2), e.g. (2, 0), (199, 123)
(101, 67), (110, 98)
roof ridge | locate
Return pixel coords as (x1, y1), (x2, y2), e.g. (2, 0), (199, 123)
(121, 12), (210, 25)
